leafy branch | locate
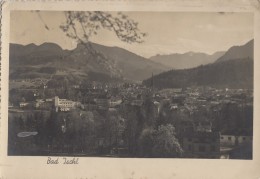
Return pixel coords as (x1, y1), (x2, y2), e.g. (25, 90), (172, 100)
(60, 11), (147, 44)
(59, 11), (147, 53)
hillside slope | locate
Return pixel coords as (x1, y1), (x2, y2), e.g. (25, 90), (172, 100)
(143, 58), (253, 89)
(9, 42), (169, 82)
(216, 39), (253, 63)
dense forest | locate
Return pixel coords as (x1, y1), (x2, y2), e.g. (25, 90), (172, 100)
(143, 58), (253, 89)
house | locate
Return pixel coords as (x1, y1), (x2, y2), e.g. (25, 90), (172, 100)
(181, 131), (220, 159)
(19, 102), (30, 108)
(220, 134), (252, 147)
(220, 134), (253, 159)
(109, 97), (122, 107)
(46, 98), (53, 102)
(35, 101), (53, 110)
(170, 103), (178, 110)
(34, 99), (45, 108)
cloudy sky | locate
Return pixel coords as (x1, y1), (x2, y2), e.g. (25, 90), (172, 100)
(10, 11), (253, 58)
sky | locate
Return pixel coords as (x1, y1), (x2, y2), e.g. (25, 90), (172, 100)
(10, 11), (254, 58)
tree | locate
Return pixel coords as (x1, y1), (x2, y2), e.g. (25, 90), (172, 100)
(80, 111), (96, 153)
(142, 96), (157, 127)
(35, 11), (146, 59)
(35, 112), (47, 149)
(25, 114), (35, 131)
(45, 109), (59, 149)
(156, 100), (171, 127)
(123, 106), (140, 155)
(65, 110), (81, 153)
(60, 11), (147, 47)
(138, 127), (155, 157)
(152, 124), (183, 158)
(103, 110), (125, 150)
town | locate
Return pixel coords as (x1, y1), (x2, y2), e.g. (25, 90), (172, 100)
(8, 77), (253, 159)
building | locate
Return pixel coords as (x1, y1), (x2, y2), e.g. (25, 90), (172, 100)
(46, 98), (53, 102)
(54, 96), (76, 112)
(220, 134), (252, 147)
(181, 131), (220, 159)
(34, 99), (53, 110)
(109, 97), (122, 107)
(19, 102), (30, 108)
(220, 134), (253, 159)
(34, 99), (45, 108)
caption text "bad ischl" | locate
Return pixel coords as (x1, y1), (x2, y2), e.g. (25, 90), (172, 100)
(47, 157), (79, 164)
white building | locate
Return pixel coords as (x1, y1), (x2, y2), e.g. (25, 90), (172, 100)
(19, 102), (30, 108)
(54, 96), (76, 112)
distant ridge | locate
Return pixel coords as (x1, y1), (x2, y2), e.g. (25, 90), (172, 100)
(150, 51), (225, 69)
(143, 39), (253, 89)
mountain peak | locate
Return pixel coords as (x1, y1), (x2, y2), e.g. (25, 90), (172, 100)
(38, 42), (62, 48)
(25, 43), (37, 48)
(215, 39), (253, 63)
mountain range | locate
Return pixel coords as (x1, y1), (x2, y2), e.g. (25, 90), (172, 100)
(143, 39), (254, 89)
(10, 39), (253, 88)
(9, 42), (170, 82)
(150, 51), (225, 69)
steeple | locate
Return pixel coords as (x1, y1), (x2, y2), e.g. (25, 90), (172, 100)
(151, 73), (154, 92)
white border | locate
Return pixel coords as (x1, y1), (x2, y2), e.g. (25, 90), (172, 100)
(1, 1), (260, 179)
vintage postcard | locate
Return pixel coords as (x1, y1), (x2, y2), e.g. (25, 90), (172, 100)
(1, 0), (260, 178)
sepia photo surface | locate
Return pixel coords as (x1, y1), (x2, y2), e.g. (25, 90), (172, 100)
(8, 10), (254, 159)
(1, 0), (260, 179)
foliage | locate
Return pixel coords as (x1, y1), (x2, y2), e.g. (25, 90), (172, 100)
(60, 11), (147, 45)
(138, 128), (155, 157)
(152, 124), (183, 157)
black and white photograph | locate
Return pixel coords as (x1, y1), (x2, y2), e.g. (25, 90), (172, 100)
(8, 10), (254, 159)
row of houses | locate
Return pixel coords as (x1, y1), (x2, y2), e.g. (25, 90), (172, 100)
(180, 130), (253, 159)
(18, 96), (77, 112)
(18, 95), (123, 112)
